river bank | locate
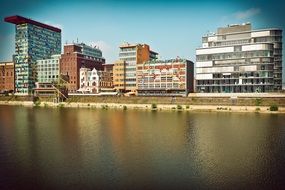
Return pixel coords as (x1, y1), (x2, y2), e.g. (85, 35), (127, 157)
(0, 100), (284, 114)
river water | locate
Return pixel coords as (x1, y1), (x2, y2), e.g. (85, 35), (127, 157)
(0, 105), (285, 189)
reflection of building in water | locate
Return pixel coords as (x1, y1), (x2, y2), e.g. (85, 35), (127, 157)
(189, 114), (268, 186)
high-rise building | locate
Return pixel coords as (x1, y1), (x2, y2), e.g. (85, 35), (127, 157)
(116, 43), (158, 92)
(196, 23), (282, 93)
(0, 61), (15, 93)
(4, 15), (61, 95)
(36, 54), (61, 83)
(60, 43), (105, 93)
(137, 59), (194, 96)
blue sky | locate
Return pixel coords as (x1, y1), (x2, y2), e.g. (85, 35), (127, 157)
(0, 0), (284, 81)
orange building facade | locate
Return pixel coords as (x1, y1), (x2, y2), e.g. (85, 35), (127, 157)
(115, 43), (158, 92)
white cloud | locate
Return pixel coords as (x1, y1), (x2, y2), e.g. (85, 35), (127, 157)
(90, 41), (117, 63)
(90, 41), (111, 52)
(234, 8), (261, 20)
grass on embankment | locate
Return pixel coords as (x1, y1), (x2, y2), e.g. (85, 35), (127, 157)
(1, 95), (285, 107)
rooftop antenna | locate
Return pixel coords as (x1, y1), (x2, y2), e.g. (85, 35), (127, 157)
(77, 38), (79, 43)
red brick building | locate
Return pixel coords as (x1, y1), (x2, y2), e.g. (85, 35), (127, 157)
(0, 61), (15, 93)
(60, 43), (105, 93)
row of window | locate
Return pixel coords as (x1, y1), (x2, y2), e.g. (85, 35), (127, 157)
(197, 50), (272, 61)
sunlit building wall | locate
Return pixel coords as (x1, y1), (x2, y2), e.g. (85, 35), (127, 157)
(196, 23), (282, 93)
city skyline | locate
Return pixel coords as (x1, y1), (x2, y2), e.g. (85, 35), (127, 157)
(0, 0), (284, 82)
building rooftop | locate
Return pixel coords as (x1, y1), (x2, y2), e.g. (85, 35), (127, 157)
(203, 23), (281, 37)
(119, 42), (151, 48)
(64, 42), (102, 51)
(4, 15), (61, 33)
(0, 61), (14, 66)
(150, 50), (159, 55)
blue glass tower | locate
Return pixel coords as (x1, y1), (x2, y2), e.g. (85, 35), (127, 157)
(5, 15), (61, 95)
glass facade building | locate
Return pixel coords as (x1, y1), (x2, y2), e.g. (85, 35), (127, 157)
(80, 43), (103, 58)
(196, 23), (282, 93)
(5, 15), (61, 95)
(36, 54), (60, 83)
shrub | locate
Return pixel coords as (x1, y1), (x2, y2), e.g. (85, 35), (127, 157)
(255, 98), (262, 106)
(101, 105), (108, 110)
(269, 104), (278, 111)
(33, 96), (40, 103)
(123, 105), (127, 110)
(177, 105), (182, 110)
(185, 105), (190, 109)
(58, 103), (64, 108)
(151, 103), (157, 110)
(34, 100), (41, 107)
(255, 107), (261, 111)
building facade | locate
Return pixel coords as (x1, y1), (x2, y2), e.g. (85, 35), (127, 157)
(196, 23), (282, 93)
(78, 67), (113, 94)
(113, 60), (126, 92)
(117, 43), (158, 92)
(60, 43), (105, 93)
(103, 63), (114, 85)
(137, 59), (194, 96)
(34, 81), (68, 101)
(5, 15), (61, 95)
(0, 61), (15, 93)
(36, 54), (60, 83)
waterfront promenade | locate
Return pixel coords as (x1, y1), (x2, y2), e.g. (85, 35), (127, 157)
(0, 93), (285, 113)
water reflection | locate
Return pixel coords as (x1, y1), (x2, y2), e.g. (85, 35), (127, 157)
(0, 106), (285, 189)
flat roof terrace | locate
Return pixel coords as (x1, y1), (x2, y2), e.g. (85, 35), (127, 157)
(4, 15), (61, 33)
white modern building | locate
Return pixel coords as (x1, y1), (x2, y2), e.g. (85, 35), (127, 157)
(196, 23), (282, 93)
(36, 54), (61, 83)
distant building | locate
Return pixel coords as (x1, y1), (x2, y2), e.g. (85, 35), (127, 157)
(78, 67), (113, 94)
(196, 23), (282, 93)
(60, 43), (105, 93)
(137, 59), (194, 96)
(115, 43), (158, 92)
(103, 63), (114, 83)
(5, 15), (61, 95)
(34, 81), (68, 101)
(113, 60), (126, 92)
(0, 61), (15, 93)
(36, 54), (61, 83)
